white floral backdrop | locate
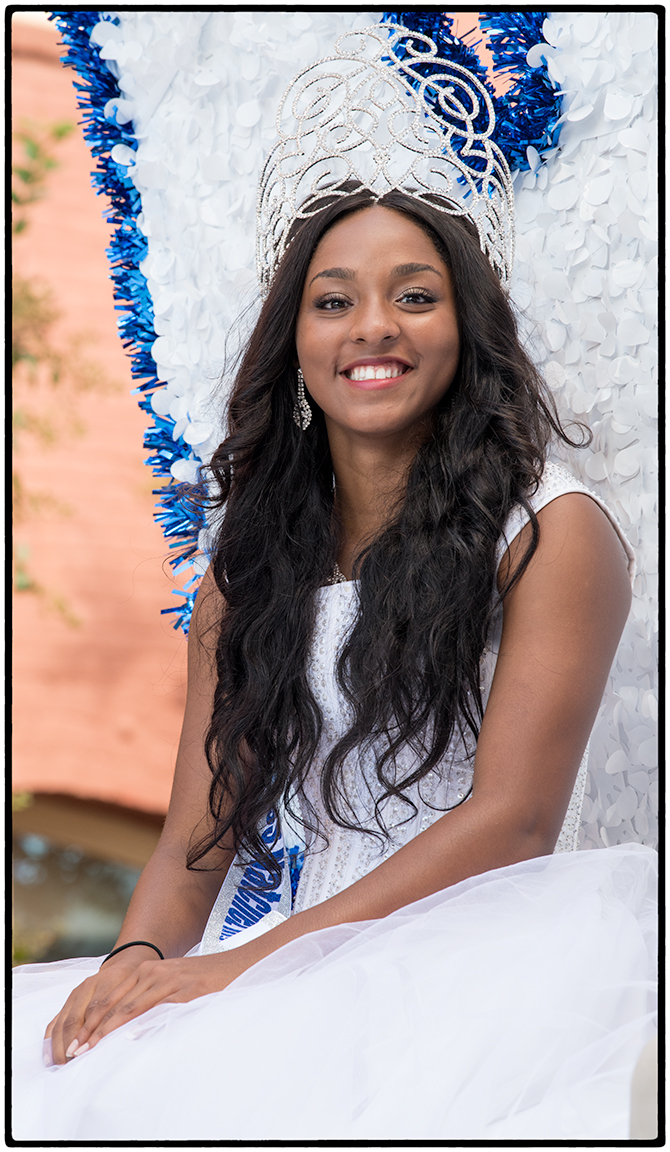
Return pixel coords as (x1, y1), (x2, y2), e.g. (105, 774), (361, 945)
(81, 11), (657, 850)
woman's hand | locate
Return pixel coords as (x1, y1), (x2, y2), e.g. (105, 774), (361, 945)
(44, 947), (154, 1065)
(45, 950), (243, 1065)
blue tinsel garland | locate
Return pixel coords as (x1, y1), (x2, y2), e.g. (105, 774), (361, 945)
(50, 10), (204, 634)
(50, 11), (563, 636)
(478, 11), (563, 168)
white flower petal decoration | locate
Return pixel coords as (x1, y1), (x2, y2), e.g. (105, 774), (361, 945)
(171, 459), (202, 484)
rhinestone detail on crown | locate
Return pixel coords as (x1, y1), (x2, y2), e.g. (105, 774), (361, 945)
(257, 23), (515, 295)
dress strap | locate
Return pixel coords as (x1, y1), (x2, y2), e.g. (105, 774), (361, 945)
(496, 461), (635, 585)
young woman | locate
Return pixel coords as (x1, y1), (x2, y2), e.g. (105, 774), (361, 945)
(13, 188), (656, 1140)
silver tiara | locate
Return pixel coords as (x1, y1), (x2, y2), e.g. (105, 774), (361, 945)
(256, 22), (515, 296)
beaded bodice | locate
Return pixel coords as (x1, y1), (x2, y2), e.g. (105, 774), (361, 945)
(293, 464), (634, 914)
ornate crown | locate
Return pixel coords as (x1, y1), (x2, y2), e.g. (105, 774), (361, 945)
(256, 22), (515, 296)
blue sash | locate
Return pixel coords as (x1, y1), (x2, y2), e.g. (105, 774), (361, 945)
(201, 806), (305, 954)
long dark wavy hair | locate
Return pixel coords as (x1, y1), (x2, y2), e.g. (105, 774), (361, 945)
(188, 189), (584, 880)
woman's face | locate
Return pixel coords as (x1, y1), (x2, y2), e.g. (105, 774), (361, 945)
(295, 205), (460, 441)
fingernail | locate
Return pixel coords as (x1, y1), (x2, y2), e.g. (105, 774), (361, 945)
(65, 1039), (79, 1059)
(42, 1038), (54, 1067)
(73, 1042), (90, 1057)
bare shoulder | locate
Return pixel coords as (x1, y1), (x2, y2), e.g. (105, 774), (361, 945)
(533, 491), (629, 568)
(187, 563), (225, 683)
(192, 563), (225, 630)
(499, 491), (632, 669)
(500, 491), (631, 608)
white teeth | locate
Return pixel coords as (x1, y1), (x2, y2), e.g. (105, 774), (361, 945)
(347, 363), (406, 381)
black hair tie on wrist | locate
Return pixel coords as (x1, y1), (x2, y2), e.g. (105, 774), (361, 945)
(101, 940), (165, 965)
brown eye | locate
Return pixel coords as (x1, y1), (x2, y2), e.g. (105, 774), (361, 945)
(398, 288), (436, 305)
(314, 294), (350, 311)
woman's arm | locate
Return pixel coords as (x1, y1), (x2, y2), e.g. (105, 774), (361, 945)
(103, 565), (235, 957)
(222, 491), (632, 928)
(45, 565), (233, 1063)
(58, 493), (631, 1060)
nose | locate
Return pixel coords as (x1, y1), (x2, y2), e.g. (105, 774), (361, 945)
(348, 295), (400, 345)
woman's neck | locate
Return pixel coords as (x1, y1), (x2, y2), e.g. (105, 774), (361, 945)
(328, 424), (420, 579)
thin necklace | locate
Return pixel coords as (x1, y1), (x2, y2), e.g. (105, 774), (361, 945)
(329, 477), (349, 584)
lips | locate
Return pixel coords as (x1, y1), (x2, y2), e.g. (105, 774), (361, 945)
(341, 358), (412, 386)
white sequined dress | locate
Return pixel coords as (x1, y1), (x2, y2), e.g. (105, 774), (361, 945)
(295, 461), (630, 909)
(12, 464), (657, 1141)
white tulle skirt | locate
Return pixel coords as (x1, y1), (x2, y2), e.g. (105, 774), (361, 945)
(12, 844), (657, 1141)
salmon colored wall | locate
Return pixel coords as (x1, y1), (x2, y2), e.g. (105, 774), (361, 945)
(12, 16), (187, 815)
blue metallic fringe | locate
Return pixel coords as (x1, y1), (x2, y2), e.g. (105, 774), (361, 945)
(478, 11), (563, 169)
(382, 11), (563, 171)
(50, 10), (204, 634)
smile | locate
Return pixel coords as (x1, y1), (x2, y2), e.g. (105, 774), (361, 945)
(343, 360), (411, 384)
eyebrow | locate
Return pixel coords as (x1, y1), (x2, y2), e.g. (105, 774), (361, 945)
(393, 263), (443, 278)
(309, 266), (355, 286)
(309, 262), (443, 287)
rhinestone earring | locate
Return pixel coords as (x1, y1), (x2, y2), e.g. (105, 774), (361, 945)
(293, 367), (312, 431)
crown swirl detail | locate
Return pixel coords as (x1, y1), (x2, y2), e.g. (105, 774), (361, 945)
(256, 23), (515, 295)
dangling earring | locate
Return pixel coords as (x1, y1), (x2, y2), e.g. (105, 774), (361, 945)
(293, 367), (312, 430)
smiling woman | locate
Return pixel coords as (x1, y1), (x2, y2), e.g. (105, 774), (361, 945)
(12, 20), (657, 1144)
(298, 208), (459, 426)
(296, 203), (462, 578)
